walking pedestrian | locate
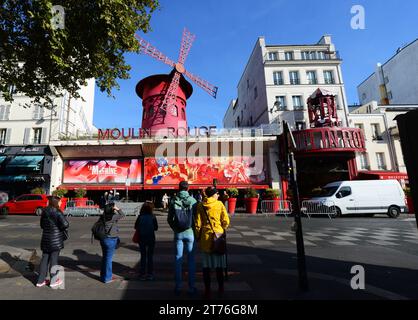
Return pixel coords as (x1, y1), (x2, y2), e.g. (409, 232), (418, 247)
(167, 181), (198, 296)
(36, 195), (69, 288)
(99, 202), (125, 283)
(195, 186), (230, 299)
(135, 201), (158, 280)
(99, 192), (108, 209)
(162, 193), (170, 211)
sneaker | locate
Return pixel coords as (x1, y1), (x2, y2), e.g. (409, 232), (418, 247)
(146, 274), (155, 281)
(36, 281), (47, 287)
(50, 278), (63, 288)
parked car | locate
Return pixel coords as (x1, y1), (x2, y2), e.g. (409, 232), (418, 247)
(310, 180), (407, 218)
(0, 194), (49, 216)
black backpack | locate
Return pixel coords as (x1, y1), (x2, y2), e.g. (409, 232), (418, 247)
(91, 217), (108, 242)
(172, 201), (193, 232)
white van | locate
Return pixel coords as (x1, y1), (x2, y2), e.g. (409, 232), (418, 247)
(311, 180), (407, 218)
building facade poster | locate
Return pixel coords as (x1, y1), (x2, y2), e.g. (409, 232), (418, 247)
(144, 157), (267, 185)
(63, 159), (142, 184)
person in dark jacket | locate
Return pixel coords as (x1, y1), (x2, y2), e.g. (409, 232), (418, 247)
(36, 196), (69, 288)
(100, 202), (125, 283)
(134, 201), (158, 280)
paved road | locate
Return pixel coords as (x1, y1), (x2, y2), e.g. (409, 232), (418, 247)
(1, 213), (418, 300)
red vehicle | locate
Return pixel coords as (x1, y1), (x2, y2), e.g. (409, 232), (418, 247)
(0, 194), (49, 216)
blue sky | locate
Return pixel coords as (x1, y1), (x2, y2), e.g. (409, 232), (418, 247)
(93, 0), (418, 129)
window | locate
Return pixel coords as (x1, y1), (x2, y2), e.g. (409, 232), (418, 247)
(273, 71), (284, 85)
(289, 71), (300, 85)
(384, 76), (389, 84)
(236, 116), (240, 127)
(0, 105), (11, 121)
(181, 108), (186, 120)
(337, 187), (352, 198)
(268, 52), (278, 61)
(306, 71), (317, 85)
(284, 51), (293, 61)
(302, 51), (317, 60)
(33, 128), (43, 144)
(275, 96), (287, 111)
(376, 153), (387, 170)
(324, 71), (335, 84)
(292, 96), (303, 110)
(359, 153), (370, 170)
(317, 51), (327, 60)
(362, 93), (367, 101)
(33, 105), (44, 120)
(371, 123), (383, 140)
(254, 86), (258, 100)
(295, 121), (306, 130)
(0, 129), (7, 144)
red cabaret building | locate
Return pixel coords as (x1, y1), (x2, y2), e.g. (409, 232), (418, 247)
(50, 73), (276, 205)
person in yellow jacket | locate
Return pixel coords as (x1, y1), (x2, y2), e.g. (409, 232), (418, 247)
(195, 186), (230, 298)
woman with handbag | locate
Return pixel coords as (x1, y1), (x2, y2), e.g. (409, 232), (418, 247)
(195, 187), (230, 298)
(36, 195), (69, 288)
(134, 201), (158, 281)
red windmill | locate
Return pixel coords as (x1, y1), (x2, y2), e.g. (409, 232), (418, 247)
(135, 28), (218, 136)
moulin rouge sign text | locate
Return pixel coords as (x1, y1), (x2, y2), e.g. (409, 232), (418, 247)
(98, 126), (219, 140)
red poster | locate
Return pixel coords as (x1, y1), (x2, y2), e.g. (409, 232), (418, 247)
(63, 159), (142, 184)
(144, 157), (266, 185)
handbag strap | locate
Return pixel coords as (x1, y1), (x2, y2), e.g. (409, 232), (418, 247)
(201, 205), (216, 235)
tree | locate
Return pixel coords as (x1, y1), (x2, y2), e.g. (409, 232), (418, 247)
(0, 0), (159, 108)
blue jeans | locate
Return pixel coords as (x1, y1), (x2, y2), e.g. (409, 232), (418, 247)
(139, 240), (155, 276)
(100, 237), (119, 283)
(174, 231), (196, 291)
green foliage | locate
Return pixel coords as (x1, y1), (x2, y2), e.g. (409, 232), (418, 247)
(52, 188), (68, 198)
(226, 188), (239, 198)
(0, 0), (160, 109)
(264, 188), (280, 199)
(31, 187), (46, 195)
(74, 188), (87, 198)
(245, 188), (259, 199)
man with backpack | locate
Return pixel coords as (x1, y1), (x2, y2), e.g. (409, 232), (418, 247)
(167, 181), (197, 296)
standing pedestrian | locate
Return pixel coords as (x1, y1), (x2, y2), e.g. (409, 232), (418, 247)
(99, 192), (108, 209)
(135, 201), (158, 280)
(195, 186), (230, 299)
(162, 193), (169, 211)
(167, 181), (197, 296)
(99, 202), (125, 283)
(36, 196), (69, 288)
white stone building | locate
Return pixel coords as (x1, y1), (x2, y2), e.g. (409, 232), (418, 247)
(223, 35), (351, 190)
(0, 79), (96, 196)
(358, 38), (418, 106)
(223, 35), (350, 131)
(348, 101), (418, 175)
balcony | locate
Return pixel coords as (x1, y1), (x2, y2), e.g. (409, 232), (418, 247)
(265, 51), (341, 62)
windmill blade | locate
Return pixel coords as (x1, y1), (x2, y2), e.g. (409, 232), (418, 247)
(178, 28), (196, 65)
(161, 71), (181, 116)
(184, 69), (218, 98)
(135, 34), (176, 68)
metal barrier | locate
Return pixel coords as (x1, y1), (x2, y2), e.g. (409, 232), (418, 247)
(260, 200), (292, 217)
(113, 201), (143, 216)
(64, 200), (101, 217)
(301, 200), (337, 219)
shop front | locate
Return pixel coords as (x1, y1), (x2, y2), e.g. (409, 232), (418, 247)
(51, 133), (276, 207)
(0, 145), (53, 199)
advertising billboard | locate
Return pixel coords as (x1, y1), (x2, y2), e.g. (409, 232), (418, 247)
(144, 157), (266, 185)
(63, 159), (142, 184)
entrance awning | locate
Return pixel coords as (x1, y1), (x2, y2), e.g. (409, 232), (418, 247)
(7, 156), (44, 168)
(0, 175), (29, 183)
